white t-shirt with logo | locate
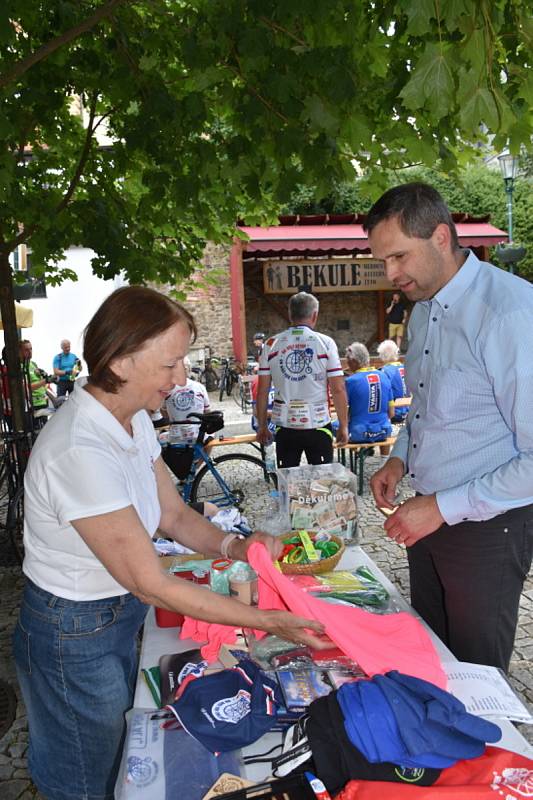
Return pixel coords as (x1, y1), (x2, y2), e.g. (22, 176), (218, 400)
(258, 325), (344, 429)
(23, 379), (162, 600)
(164, 379), (210, 443)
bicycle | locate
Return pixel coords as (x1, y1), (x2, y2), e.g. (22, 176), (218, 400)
(234, 358), (256, 413)
(218, 357), (241, 402)
(161, 411), (276, 526)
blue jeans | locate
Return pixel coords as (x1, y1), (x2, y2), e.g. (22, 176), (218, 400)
(13, 579), (147, 800)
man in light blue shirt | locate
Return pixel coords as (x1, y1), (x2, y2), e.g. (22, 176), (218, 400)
(53, 339), (79, 398)
(367, 182), (533, 672)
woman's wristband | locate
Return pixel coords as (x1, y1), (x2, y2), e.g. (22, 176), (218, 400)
(220, 532), (241, 559)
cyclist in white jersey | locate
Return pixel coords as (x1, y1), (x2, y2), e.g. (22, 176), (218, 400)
(256, 292), (348, 467)
(163, 356), (210, 443)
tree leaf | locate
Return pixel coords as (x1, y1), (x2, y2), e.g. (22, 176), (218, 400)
(460, 86), (500, 132)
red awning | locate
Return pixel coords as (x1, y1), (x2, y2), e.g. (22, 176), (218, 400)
(239, 222), (508, 258)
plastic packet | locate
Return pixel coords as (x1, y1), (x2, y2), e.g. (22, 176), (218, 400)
(277, 462), (359, 545)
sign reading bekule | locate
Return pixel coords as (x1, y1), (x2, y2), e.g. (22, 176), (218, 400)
(263, 258), (392, 294)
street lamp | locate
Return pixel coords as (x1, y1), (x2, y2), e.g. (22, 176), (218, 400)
(498, 151), (518, 243)
(496, 151), (525, 275)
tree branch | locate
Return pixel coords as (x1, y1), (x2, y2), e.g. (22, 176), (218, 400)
(0, 0), (127, 90)
(258, 16), (307, 47)
(55, 92), (98, 214)
(229, 46), (289, 124)
(6, 93), (99, 251)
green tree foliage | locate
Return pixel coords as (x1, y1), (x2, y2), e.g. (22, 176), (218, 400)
(0, 1), (531, 429)
(284, 164), (533, 279)
(1, 0), (531, 285)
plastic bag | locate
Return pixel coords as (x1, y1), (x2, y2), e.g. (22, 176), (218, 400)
(277, 463), (359, 545)
(285, 566), (393, 613)
(114, 708), (241, 800)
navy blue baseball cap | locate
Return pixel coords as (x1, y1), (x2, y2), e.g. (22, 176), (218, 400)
(166, 660), (282, 753)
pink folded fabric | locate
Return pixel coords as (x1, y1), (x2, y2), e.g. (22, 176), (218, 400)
(247, 543), (447, 689)
(180, 616), (238, 662)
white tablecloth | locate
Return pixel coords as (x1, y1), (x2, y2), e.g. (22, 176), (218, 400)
(133, 545), (532, 784)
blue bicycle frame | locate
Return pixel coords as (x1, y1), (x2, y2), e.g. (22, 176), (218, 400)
(164, 440), (234, 506)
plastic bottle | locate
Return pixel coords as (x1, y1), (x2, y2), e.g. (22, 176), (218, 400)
(259, 489), (286, 536)
(264, 441), (276, 474)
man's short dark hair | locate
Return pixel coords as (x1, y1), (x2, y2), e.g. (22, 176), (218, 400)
(364, 182), (460, 250)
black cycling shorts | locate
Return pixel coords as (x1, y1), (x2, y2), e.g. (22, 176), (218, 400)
(275, 424), (334, 469)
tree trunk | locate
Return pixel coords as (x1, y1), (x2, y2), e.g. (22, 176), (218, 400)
(0, 252), (28, 435)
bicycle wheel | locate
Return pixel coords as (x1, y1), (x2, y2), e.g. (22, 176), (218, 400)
(6, 484), (24, 565)
(232, 377), (244, 409)
(218, 368), (228, 402)
(191, 453), (275, 527)
(225, 373), (235, 399)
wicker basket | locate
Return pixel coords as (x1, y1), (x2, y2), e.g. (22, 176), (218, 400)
(277, 532), (345, 575)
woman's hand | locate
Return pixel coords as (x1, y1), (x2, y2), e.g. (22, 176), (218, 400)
(261, 610), (332, 649)
(231, 531), (283, 563)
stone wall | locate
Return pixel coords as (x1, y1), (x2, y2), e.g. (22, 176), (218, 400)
(174, 242), (235, 359)
(244, 259), (380, 356)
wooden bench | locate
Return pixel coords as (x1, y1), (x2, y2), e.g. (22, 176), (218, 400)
(334, 436), (397, 495)
(204, 433), (258, 449)
(157, 426), (260, 453)
(393, 397), (411, 408)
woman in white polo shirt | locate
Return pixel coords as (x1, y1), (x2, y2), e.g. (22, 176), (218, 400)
(13, 286), (326, 800)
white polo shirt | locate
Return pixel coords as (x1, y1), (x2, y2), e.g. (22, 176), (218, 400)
(23, 379), (162, 600)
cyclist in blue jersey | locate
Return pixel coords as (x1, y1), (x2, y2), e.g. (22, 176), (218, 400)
(377, 339), (410, 423)
(345, 342), (394, 443)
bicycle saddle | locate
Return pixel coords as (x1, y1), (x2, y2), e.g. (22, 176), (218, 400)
(186, 410), (224, 434)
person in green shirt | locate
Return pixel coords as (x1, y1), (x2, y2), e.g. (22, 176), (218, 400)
(20, 340), (49, 411)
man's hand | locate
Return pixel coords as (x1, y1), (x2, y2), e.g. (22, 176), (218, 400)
(370, 456), (405, 509)
(383, 494), (444, 547)
(231, 531), (283, 563)
(255, 424), (272, 445)
(335, 424), (349, 447)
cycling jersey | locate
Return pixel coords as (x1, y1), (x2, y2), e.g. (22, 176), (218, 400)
(346, 367), (393, 443)
(258, 325), (343, 430)
(381, 361), (409, 419)
(164, 379), (210, 443)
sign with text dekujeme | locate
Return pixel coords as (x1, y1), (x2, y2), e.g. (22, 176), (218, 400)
(262, 259), (392, 294)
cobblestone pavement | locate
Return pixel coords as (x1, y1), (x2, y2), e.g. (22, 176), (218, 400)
(0, 398), (531, 797)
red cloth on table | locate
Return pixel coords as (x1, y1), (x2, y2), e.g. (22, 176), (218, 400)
(246, 543), (447, 689)
(334, 746), (533, 799)
(180, 617), (238, 662)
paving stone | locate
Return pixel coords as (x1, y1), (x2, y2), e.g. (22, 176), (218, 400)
(2, 780), (31, 800)
(13, 768), (29, 778)
(0, 764), (14, 780)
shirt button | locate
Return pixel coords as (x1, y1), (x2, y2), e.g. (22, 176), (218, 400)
(419, 382), (424, 388)
(410, 473), (415, 478)
(413, 443), (417, 448)
(415, 413), (420, 419)
(462, 517), (468, 521)
(444, 304), (449, 309)
(424, 349), (429, 354)
(503, 527), (509, 533)
(432, 316), (437, 322)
